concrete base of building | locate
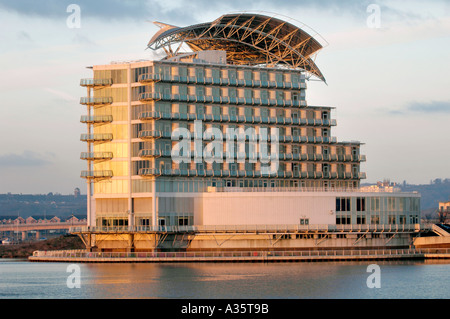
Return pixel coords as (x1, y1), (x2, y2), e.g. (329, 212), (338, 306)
(73, 230), (418, 253)
(413, 236), (450, 249)
(30, 248), (436, 263)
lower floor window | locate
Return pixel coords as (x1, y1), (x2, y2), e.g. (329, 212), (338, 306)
(336, 216), (351, 225)
(178, 217), (189, 226)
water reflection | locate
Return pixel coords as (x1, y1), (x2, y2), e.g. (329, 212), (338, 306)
(1, 260), (449, 299)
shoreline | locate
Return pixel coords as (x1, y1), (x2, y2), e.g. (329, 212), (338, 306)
(0, 235), (84, 259)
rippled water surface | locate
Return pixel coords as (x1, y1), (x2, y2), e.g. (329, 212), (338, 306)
(1, 259), (449, 299)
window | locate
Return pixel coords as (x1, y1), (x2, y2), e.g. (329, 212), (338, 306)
(357, 216), (366, 225)
(300, 218), (309, 225)
(356, 197), (366, 211)
(158, 218), (166, 226)
(388, 215), (396, 224)
(336, 216), (351, 225)
(178, 217), (189, 226)
(260, 72), (268, 82)
(371, 215), (380, 224)
(336, 197), (351, 212)
(140, 218), (150, 226)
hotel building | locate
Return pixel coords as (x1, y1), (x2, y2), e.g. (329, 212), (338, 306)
(76, 13), (421, 252)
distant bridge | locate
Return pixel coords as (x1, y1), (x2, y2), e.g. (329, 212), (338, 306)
(0, 222), (87, 240)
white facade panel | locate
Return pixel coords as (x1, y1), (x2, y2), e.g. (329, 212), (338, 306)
(201, 192), (335, 226)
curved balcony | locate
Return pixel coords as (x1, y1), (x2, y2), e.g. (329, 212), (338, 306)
(80, 78), (112, 87)
(80, 170), (113, 180)
(138, 168), (161, 176)
(80, 133), (113, 142)
(138, 130), (163, 140)
(80, 97), (113, 106)
(80, 115), (113, 124)
(80, 152), (113, 161)
(139, 93), (160, 102)
(138, 149), (163, 158)
(138, 111), (161, 121)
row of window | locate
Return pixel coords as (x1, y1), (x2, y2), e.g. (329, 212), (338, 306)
(98, 217), (190, 227)
(336, 215), (420, 225)
(336, 197), (420, 213)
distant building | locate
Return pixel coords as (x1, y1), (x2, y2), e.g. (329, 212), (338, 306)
(50, 216), (61, 223)
(26, 216), (38, 224)
(438, 201), (450, 223)
(74, 187), (81, 197)
(14, 216), (25, 224)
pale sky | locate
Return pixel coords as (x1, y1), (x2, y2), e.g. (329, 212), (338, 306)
(0, 0), (449, 194)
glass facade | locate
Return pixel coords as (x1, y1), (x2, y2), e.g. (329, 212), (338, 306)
(81, 54), (370, 227)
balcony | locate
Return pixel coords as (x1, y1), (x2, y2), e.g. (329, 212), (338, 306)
(137, 73), (309, 91)
(80, 133), (113, 142)
(80, 152), (113, 161)
(80, 97), (113, 106)
(358, 172), (367, 179)
(137, 92), (308, 108)
(80, 115), (113, 124)
(138, 130), (163, 139)
(138, 149), (167, 158)
(80, 170), (113, 179)
(139, 92), (160, 101)
(138, 111), (161, 121)
(138, 168), (161, 176)
(80, 78), (112, 87)
(138, 73), (161, 83)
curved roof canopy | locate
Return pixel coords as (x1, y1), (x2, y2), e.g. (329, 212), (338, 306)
(148, 13), (326, 82)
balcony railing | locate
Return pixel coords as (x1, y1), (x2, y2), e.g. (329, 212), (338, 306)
(80, 152), (113, 161)
(80, 133), (113, 142)
(137, 129), (337, 145)
(137, 73), (307, 90)
(137, 130), (171, 139)
(137, 92), (307, 108)
(80, 170), (113, 179)
(80, 78), (112, 87)
(136, 150), (365, 164)
(137, 168), (365, 179)
(138, 149), (170, 158)
(80, 97), (113, 105)
(137, 110), (336, 127)
(80, 115), (113, 124)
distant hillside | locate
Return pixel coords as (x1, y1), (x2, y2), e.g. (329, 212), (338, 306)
(364, 178), (450, 219)
(399, 181), (450, 210)
(0, 193), (86, 218)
